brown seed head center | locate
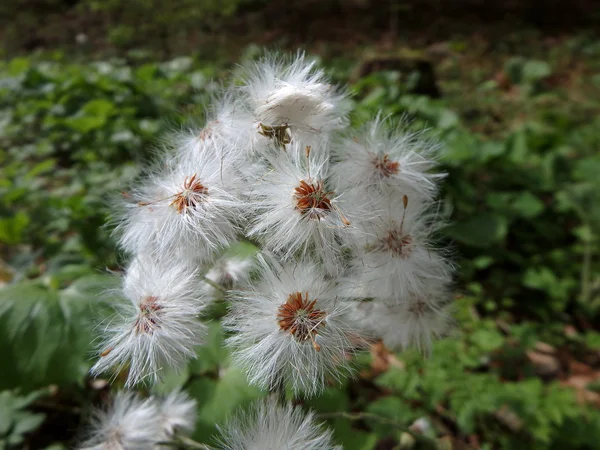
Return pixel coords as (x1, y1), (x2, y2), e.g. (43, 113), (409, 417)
(134, 296), (162, 334)
(170, 174), (209, 214)
(379, 229), (413, 258)
(373, 154), (400, 177)
(277, 292), (326, 351)
(294, 180), (333, 219)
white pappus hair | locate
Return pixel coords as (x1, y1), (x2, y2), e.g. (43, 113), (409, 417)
(350, 279), (454, 353)
(78, 391), (160, 450)
(345, 195), (453, 302)
(78, 389), (197, 450)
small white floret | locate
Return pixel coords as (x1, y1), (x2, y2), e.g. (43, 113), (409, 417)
(114, 141), (242, 264)
(156, 389), (197, 439)
(224, 255), (360, 396)
(78, 391), (160, 450)
(217, 398), (342, 450)
(332, 117), (444, 202)
(91, 258), (207, 387)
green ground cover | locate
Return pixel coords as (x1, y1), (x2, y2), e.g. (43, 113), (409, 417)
(1, 10), (600, 448)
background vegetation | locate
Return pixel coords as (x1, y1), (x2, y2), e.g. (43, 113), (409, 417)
(1, 1), (599, 449)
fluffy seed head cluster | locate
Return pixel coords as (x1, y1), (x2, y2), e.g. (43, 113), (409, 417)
(217, 398), (342, 450)
(78, 390), (196, 450)
(91, 52), (454, 431)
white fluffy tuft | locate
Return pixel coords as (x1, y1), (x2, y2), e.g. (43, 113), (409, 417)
(91, 257), (207, 387)
(224, 255), (360, 396)
(217, 398), (342, 450)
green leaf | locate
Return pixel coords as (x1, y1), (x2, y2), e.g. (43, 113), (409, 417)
(0, 212), (30, 245)
(188, 322), (229, 373)
(0, 389), (48, 446)
(512, 192), (545, 218)
(522, 60), (552, 83)
(0, 279), (99, 390)
(446, 214), (508, 248)
(81, 99), (116, 118)
(470, 328), (505, 352)
(190, 367), (266, 442)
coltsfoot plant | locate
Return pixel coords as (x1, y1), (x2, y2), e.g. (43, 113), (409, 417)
(79, 52), (454, 450)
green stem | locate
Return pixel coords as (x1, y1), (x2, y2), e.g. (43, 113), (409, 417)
(201, 276), (226, 294)
(160, 435), (217, 449)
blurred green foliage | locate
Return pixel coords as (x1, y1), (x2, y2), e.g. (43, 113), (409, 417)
(1, 39), (600, 449)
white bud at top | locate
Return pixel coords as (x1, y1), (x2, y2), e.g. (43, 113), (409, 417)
(237, 52), (349, 149)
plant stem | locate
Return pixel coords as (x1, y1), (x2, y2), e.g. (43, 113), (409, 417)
(160, 435), (217, 449)
(201, 276), (227, 294)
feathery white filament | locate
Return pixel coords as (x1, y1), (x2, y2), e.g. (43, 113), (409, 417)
(332, 117), (444, 202)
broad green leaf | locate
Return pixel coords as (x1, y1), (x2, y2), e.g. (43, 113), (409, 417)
(512, 192), (545, 218)
(446, 214), (508, 248)
(522, 60), (552, 83)
(0, 212), (30, 245)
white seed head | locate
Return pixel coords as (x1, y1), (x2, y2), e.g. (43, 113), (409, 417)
(114, 141), (242, 264)
(224, 255), (359, 396)
(351, 280), (454, 353)
(156, 389), (197, 439)
(332, 116), (444, 202)
(345, 198), (453, 301)
(78, 391), (160, 450)
(246, 141), (352, 274)
(91, 257), (207, 387)
(217, 398), (342, 450)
